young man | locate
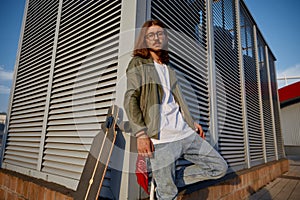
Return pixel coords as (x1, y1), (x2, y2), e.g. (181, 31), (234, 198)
(124, 19), (228, 199)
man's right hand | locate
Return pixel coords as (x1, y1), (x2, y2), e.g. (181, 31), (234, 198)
(137, 134), (154, 158)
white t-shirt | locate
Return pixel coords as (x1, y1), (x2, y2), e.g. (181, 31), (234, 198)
(151, 62), (195, 144)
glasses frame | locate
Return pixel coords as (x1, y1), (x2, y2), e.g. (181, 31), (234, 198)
(145, 31), (166, 41)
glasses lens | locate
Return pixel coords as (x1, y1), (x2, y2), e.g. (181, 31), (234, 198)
(146, 33), (155, 40)
(146, 31), (164, 40)
(157, 31), (164, 37)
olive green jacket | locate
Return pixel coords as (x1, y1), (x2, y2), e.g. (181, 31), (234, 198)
(124, 56), (195, 139)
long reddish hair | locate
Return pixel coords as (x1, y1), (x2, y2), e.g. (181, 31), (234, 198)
(133, 20), (169, 63)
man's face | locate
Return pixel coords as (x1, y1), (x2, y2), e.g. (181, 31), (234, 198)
(145, 25), (168, 51)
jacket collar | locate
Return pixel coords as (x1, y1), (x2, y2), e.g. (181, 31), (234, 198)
(144, 58), (178, 91)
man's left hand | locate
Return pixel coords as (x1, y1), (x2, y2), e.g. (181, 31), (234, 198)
(194, 122), (205, 139)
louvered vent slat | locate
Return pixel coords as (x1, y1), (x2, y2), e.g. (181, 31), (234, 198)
(257, 34), (276, 162)
(152, 0), (209, 130)
(268, 53), (284, 159)
(239, 6), (264, 166)
(3, 0), (59, 170)
(41, 0), (121, 195)
(151, 0), (210, 169)
(213, 0), (245, 170)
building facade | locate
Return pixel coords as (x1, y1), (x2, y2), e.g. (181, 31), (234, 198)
(278, 81), (300, 156)
(1, 0), (284, 199)
(0, 113), (6, 154)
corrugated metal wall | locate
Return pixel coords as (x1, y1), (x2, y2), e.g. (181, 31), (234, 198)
(44, 0), (121, 196)
(2, 0), (284, 198)
(2, 0), (122, 197)
(212, 0), (246, 170)
(257, 34), (276, 162)
(239, 3), (264, 166)
(151, 0), (210, 138)
(268, 52), (285, 159)
(281, 103), (300, 146)
(151, 0), (211, 171)
(150, 0), (284, 172)
(4, 0), (59, 170)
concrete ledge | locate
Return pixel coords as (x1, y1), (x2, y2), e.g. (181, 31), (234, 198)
(177, 158), (289, 200)
(0, 159), (289, 200)
(0, 168), (74, 200)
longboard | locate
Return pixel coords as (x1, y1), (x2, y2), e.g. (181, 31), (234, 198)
(74, 105), (119, 200)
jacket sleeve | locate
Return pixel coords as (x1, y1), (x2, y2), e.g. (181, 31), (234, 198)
(124, 58), (147, 136)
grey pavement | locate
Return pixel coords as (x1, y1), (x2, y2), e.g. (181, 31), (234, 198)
(248, 155), (300, 200)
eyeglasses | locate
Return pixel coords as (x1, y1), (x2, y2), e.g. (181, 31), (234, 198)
(145, 31), (165, 40)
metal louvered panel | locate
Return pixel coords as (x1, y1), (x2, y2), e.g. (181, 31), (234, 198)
(151, 0), (210, 134)
(42, 0), (121, 194)
(239, 5), (264, 166)
(4, 0), (59, 170)
(268, 53), (284, 159)
(213, 0), (245, 170)
(150, 0), (211, 179)
(257, 36), (275, 162)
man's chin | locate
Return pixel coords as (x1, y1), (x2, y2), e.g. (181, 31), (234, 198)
(149, 48), (165, 52)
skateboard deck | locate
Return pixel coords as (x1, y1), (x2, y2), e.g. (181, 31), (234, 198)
(74, 105), (119, 200)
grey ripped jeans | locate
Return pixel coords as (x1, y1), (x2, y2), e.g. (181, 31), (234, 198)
(149, 133), (228, 200)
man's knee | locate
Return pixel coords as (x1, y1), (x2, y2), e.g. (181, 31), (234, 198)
(215, 159), (228, 178)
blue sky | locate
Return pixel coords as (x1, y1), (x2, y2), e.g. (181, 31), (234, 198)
(0, 0), (26, 113)
(0, 0), (299, 113)
(244, 0), (300, 87)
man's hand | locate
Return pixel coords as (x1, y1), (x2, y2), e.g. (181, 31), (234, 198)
(194, 122), (205, 139)
(137, 134), (155, 158)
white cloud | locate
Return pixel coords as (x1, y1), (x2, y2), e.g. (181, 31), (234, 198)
(0, 85), (10, 94)
(277, 64), (300, 88)
(277, 64), (300, 78)
(0, 65), (14, 81)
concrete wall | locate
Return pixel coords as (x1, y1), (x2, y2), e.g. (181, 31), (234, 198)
(281, 103), (300, 146)
(281, 102), (300, 156)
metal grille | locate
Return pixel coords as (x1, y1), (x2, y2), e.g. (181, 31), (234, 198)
(257, 35), (276, 162)
(3, 0), (285, 197)
(268, 53), (284, 159)
(151, 0), (210, 176)
(240, 5), (264, 166)
(43, 0), (121, 193)
(151, 0), (210, 136)
(3, 0), (59, 170)
(212, 0), (245, 170)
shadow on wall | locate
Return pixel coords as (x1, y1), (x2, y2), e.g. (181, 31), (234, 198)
(73, 107), (126, 200)
(177, 171), (272, 200)
(247, 187), (273, 200)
